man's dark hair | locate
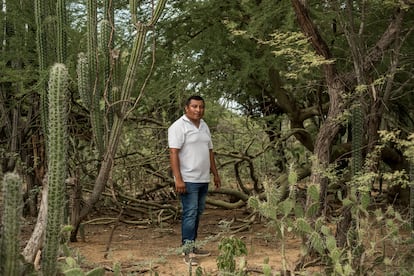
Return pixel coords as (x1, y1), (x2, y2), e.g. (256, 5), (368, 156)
(185, 95), (205, 106)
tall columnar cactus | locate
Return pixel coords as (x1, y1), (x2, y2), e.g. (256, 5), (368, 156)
(101, 0), (115, 131)
(35, 0), (49, 139)
(0, 172), (23, 276)
(42, 63), (69, 276)
(77, 52), (91, 108)
(352, 105), (363, 176)
(410, 161), (414, 237)
(130, 0), (138, 25)
(87, 0), (105, 156)
(56, 0), (67, 63)
(100, 18), (114, 128)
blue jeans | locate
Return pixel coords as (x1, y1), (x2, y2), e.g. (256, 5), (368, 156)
(180, 182), (209, 247)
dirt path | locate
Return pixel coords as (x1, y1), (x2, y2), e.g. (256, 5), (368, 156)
(69, 207), (304, 275)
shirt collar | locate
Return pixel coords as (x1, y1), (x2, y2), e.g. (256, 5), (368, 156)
(182, 114), (204, 127)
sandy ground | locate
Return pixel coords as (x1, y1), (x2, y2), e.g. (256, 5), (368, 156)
(68, 207), (306, 275)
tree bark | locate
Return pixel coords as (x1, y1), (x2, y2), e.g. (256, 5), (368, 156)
(22, 179), (48, 263)
(310, 87), (344, 216)
(291, 0), (344, 216)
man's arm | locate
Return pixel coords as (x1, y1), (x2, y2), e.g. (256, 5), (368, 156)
(169, 148), (186, 193)
(209, 149), (221, 189)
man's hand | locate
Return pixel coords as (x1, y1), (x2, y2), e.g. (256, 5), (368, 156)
(175, 180), (186, 194)
(170, 148), (186, 193)
(213, 175), (221, 190)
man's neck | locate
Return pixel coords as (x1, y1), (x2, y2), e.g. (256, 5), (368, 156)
(191, 119), (200, 128)
(185, 115), (201, 128)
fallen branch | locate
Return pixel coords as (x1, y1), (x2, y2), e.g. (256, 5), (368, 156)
(22, 178), (48, 263)
(206, 198), (246, 209)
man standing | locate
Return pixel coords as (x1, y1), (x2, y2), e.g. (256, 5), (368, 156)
(168, 95), (221, 266)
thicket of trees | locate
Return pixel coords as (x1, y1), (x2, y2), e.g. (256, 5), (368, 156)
(1, 0), (414, 274)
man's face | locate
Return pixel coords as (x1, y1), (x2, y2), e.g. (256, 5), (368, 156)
(185, 99), (205, 122)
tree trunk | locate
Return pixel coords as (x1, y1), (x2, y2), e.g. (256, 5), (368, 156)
(22, 179), (48, 263)
(291, 0), (345, 216)
(310, 81), (344, 216)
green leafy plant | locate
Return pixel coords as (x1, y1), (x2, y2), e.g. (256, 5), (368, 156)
(216, 236), (247, 275)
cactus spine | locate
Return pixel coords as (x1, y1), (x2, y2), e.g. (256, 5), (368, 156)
(0, 172), (23, 276)
(42, 63), (69, 276)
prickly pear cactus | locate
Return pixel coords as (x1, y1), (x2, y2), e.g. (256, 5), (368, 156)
(42, 63), (69, 276)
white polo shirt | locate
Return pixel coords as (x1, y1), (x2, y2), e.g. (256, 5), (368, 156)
(168, 115), (213, 183)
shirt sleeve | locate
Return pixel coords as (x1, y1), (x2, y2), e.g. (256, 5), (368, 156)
(205, 123), (213, 149)
(168, 122), (184, 149)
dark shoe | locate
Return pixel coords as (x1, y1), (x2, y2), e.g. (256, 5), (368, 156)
(193, 248), (211, 257)
(183, 253), (198, 266)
